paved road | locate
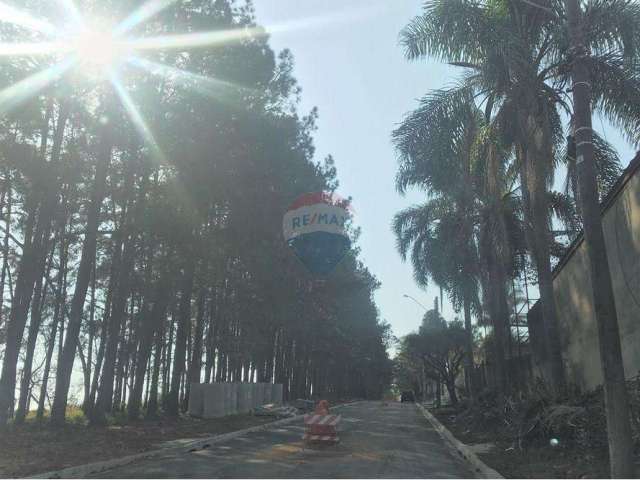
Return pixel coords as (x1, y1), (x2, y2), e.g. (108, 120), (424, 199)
(95, 402), (475, 478)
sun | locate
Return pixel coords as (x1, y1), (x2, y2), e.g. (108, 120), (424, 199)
(0, 0), (350, 136)
(68, 28), (128, 71)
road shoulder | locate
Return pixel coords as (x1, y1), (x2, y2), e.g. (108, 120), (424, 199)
(416, 403), (504, 479)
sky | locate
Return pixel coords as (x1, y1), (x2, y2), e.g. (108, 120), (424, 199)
(252, 0), (638, 344)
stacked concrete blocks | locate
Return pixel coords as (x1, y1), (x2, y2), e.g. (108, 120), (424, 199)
(189, 382), (283, 418)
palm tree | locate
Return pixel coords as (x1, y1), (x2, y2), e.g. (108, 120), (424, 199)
(394, 87), (528, 395)
(565, 0), (635, 475)
(394, 87), (483, 399)
(400, 0), (640, 393)
(474, 125), (528, 393)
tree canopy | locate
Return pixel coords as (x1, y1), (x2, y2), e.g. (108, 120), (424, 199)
(0, 0), (392, 425)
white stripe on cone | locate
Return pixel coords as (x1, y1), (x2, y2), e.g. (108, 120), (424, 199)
(303, 434), (339, 442)
(304, 414), (341, 425)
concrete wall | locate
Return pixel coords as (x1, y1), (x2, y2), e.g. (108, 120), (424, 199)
(549, 157), (640, 391)
(188, 382), (284, 418)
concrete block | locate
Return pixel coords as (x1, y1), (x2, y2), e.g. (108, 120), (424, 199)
(237, 383), (253, 413)
(202, 383), (226, 418)
(272, 384), (283, 405)
(221, 383), (233, 416)
(252, 383), (264, 408)
(259, 383), (268, 406)
(188, 383), (204, 417)
(228, 383), (239, 415)
(263, 382), (272, 404)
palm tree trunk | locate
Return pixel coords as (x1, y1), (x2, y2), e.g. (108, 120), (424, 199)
(462, 298), (476, 402)
(489, 261), (509, 394)
(519, 140), (566, 393)
(566, 1), (634, 475)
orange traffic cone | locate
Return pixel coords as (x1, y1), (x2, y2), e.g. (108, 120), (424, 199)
(304, 400), (340, 443)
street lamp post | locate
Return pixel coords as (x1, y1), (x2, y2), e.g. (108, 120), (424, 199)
(402, 294), (427, 312)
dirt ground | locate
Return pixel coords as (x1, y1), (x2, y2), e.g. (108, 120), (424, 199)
(433, 408), (610, 479)
(0, 412), (274, 478)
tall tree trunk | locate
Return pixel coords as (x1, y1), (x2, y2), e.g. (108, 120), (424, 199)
(128, 271), (172, 419)
(0, 102), (70, 424)
(37, 212), (69, 420)
(445, 378), (458, 406)
(188, 286), (206, 387)
(146, 318), (165, 419)
(15, 239), (56, 422)
(81, 261), (97, 413)
(88, 219), (123, 414)
(162, 312), (175, 406)
(0, 168), (12, 332)
(167, 257), (195, 416)
(489, 261), (509, 394)
(112, 319), (128, 412)
(93, 156), (139, 421)
(519, 124), (566, 393)
(36, 315), (59, 420)
(566, 1), (634, 475)
(462, 298), (476, 402)
(50, 130), (112, 425)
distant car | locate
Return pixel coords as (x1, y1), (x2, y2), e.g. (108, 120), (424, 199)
(400, 391), (415, 403)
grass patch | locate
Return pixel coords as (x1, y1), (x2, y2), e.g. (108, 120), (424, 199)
(0, 410), (273, 478)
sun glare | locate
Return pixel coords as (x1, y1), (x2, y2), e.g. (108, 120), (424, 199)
(69, 29), (127, 70)
(0, 0), (375, 159)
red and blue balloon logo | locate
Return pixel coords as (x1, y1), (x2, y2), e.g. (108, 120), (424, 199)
(283, 192), (352, 275)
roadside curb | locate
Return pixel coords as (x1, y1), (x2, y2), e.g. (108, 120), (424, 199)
(416, 403), (504, 479)
(30, 401), (362, 479)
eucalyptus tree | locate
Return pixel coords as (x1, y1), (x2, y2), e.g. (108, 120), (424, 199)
(400, 0), (640, 393)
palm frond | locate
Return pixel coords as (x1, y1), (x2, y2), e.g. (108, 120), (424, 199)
(584, 0), (640, 59)
(587, 53), (640, 146)
(562, 131), (623, 203)
(393, 85), (481, 194)
(400, 0), (501, 64)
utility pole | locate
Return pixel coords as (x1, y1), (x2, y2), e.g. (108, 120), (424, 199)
(565, 0), (634, 476)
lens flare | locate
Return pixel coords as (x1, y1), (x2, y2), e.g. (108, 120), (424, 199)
(113, 0), (178, 36)
(0, 58), (75, 114)
(57, 0), (84, 28)
(0, 41), (68, 57)
(128, 56), (255, 102)
(110, 73), (166, 164)
(125, 26), (264, 52)
(0, 2), (57, 35)
(70, 30), (128, 69)
(0, 0), (381, 155)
